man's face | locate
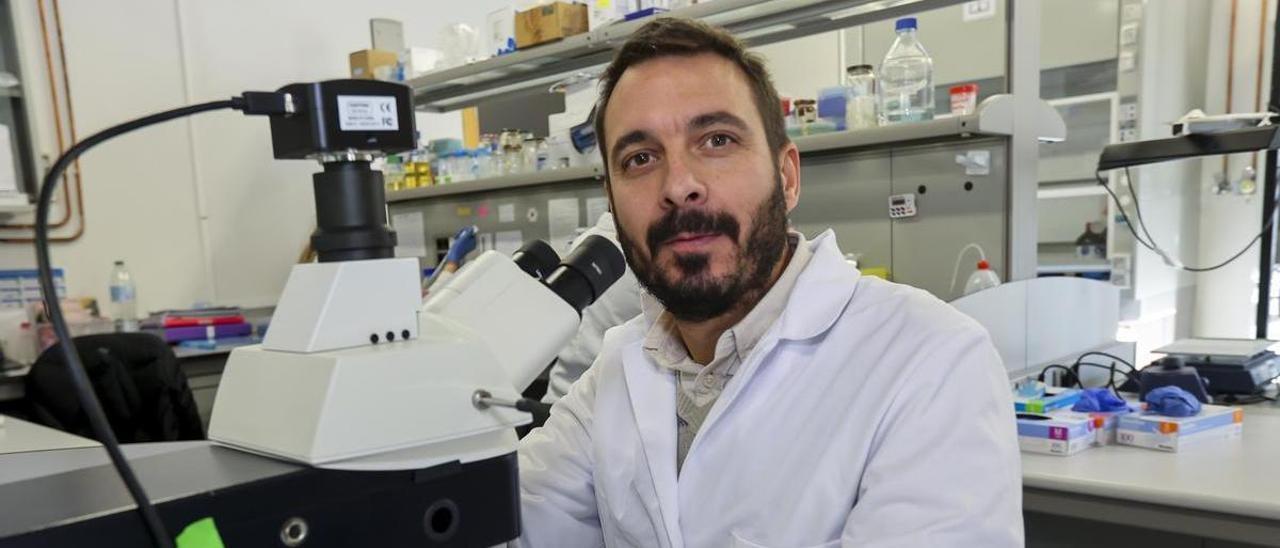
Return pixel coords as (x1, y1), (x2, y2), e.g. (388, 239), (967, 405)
(602, 53), (801, 322)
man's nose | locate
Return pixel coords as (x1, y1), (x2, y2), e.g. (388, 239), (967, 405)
(661, 151), (709, 210)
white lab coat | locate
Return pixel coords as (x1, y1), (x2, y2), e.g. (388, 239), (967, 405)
(517, 230), (1023, 548)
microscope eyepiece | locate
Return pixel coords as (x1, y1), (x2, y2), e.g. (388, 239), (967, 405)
(542, 235), (626, 313)
(511, 239), (560, 280)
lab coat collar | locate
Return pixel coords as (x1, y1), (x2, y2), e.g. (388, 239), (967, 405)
(774, 229), (861, 341)
(636, 229), (858, 339)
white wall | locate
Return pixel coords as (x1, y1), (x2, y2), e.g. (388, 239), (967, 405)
(0, 0), (504, 313)
(1194, 0), (1275, 338)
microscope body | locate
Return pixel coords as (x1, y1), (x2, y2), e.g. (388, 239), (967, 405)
(208, 250), (581, 469)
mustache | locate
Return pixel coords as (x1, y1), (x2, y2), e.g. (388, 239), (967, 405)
(646, 208), (741, 253)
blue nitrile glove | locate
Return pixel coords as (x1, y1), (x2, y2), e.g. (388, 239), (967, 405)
(1144, 386), (1202, 417)
(444, 225), (478, 265)
(1072, 387), (1129, 413)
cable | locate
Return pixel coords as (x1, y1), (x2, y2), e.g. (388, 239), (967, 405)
(1097, 169), (1280, 272)
(1070, 361), (1140, 398)
(1073, 351), (1136, 373)
(1037, 364), (1080, 388)
(35, 98), (245, 548)
(1122, 167), (1159, 252)
(948, 242), (987, 295)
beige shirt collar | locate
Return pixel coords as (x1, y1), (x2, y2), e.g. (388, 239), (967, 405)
(641, 231), (813, 376)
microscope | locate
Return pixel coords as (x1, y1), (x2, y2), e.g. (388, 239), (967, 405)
(0, 80), (624, 547)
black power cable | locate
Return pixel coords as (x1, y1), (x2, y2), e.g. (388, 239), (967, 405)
(1097, 168), (1280, 272)
(35, 98), (254, 548)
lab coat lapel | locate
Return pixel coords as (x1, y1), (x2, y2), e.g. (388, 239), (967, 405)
(621, 342), (682, 547)
(686, 231), (860, 459)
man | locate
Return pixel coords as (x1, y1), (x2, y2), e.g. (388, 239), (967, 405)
(517, 18), (1022, 547)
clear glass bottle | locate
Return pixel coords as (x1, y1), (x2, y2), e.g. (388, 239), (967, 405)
(535, 138), (549, 171)
(845, 64), (879, 130)
(878, 17), (935, 124)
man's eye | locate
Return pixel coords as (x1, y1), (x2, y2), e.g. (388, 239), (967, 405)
(706, 134), (736, 148)
(623, 152), (652, 170)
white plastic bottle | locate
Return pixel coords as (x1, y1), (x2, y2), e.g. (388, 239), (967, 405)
(109, 260), (139, 332)
(963, 259), (1002, 296)
(878, 17), (935, 124)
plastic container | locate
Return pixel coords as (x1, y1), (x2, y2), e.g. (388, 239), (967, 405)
(109, 260), (138, 332)
(963, 259), (1002, 295)
(878, 17), (935, 124)
(950, 83), (978, 116)
(383, 155), (405, 191)
(845, 64), (878, 130)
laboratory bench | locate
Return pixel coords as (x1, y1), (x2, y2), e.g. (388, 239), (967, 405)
(1022, 396), (1280, 548)
(0, 307), (272, 429)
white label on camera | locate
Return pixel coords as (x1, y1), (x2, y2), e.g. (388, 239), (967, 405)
(337, 95), (399, 131)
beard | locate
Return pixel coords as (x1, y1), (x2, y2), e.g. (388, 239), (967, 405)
(616, 181), (790, 322)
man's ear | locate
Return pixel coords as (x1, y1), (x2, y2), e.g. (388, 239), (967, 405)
(778, 143), (801, 212)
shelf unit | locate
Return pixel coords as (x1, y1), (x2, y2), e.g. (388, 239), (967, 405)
(399, 0), (1049, 280)
(406, 0), (971, 112)
(388, 94), (1066, 202)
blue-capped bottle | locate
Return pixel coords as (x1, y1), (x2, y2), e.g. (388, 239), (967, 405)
(878, 17), (935, 124)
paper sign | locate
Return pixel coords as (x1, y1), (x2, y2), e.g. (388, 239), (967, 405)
(548, 198), (580, 253)
(391, 212), (427, 258)
(498, 203), (516, 223)
(962, 0), (996, 21)
(495, 230), (524, 255)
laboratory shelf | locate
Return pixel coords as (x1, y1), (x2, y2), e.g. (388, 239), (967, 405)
(1036, 181), (1108, 199)
(387, 95), (1065, 204)
(386, 164), (603, 202)
(0, 88), (19, 98)
(1037, 250), (1111, 275)
(407, 0), (969, 112)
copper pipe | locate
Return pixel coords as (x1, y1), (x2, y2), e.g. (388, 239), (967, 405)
(1252, 0), (1268, 166)
(1, 0), (85, 242)
(1223, 0), (1239, 176)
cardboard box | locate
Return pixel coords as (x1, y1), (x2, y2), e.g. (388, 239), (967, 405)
(1082, 404), (1138, 445)
(1117, 404), (1244, 452)
(516, 2), (588, 49)
(1017, 411), (1096, 456)
(349, 49), (399, 80)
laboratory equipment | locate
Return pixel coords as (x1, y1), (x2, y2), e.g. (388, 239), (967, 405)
(1136, 356), (1212, 403)
(963, 259), (1001, 295)
(108, 260), (138, 332)
(950, 83), (978, 116)
(5, 78), (626, 547)
(845, 64), (878, 130)
(794, 99), (817, 124)
(1152, 338), (1280, 396)
(887, 193), (917, 219)
(878, 17), (934, 124)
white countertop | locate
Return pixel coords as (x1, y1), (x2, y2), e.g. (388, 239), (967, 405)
(0, 415), (100, 455)
(1022, 403), (1280, 521)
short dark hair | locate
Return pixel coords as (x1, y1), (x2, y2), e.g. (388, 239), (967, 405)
(593, 17), (789, 176)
